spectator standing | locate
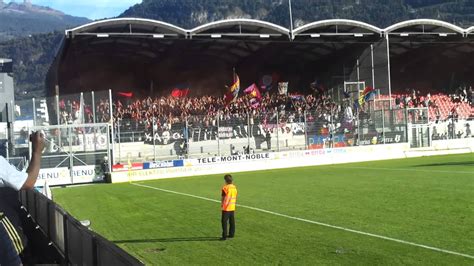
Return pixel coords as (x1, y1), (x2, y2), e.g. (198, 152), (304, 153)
(265, 130), (271, 150)
(220, 174), (237, 241)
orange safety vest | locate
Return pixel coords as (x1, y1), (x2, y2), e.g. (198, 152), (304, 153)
(221, 184), (238, 211)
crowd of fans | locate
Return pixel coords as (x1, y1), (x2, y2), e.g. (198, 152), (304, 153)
(43, 85), (473, 144)
(37, 85), (473, 130)
(107, 87), (470, 139)
(113, 92), (347, 134)
(57, 98), (111, 125)
(394, 86), (473, 123)
(394, 86), (473, 109)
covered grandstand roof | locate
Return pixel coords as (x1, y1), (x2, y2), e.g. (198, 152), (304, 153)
(467, 26), (474, 35)
(293, 19), (383, 38)
(65, 18), (187, 38)
(386, 19), (472, 58)
(47, 18), (473, 98)
(189, 19), (290, 40)
(64, 18), (474, 39)
(384, 19), (466, 36)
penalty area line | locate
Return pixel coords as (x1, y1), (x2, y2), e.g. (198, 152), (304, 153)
(132, 182), (474, 260)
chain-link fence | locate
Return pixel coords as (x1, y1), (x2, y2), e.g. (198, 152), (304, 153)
(28, 123), (110, 186)
(8, 90), (113, 185)
(431, 119), (473, 140)
(114, 110), (311, 162)
(112, 103), (473, 162)
(15, 90), (112, 127)
(114, 103), (415, 162)
(7, 89), (472, 168)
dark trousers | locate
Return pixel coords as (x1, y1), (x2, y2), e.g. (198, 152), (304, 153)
(0, 220), (22, 266)
(221, 211), (235, 238)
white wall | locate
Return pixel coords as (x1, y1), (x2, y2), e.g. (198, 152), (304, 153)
(111, 138), (474, 183)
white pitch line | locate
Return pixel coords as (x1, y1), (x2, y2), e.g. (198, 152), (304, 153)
(132, 182), (474, 260)
(330, 166), (474, 174)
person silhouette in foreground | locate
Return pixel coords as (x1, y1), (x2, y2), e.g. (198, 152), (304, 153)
(0, 131), (44, 265)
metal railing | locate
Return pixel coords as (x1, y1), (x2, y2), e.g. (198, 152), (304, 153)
(113, 107), (412, 162)
(6, 89), (473, 164)
(19, 189), (143, 266)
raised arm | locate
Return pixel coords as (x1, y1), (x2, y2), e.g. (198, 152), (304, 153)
(22, 131), (45, 190)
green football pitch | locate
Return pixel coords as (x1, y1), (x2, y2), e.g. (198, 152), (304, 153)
(53, 153), (474, 265)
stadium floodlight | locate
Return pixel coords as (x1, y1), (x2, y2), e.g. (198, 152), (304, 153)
(211, 34), (222, 38)
(153, 34), (165, 38)
(354, 33), (364, 37)
(310, 34), (321, 38)
(439, 33), (448, 37)
(96, 34), (109, 38)
(259, 34), (271, 38)
(400, 33), (409, 37)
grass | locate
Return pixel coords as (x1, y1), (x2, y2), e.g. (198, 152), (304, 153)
(53, 153), (474, 265)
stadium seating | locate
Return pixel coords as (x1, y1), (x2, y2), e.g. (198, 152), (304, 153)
(381, 93), (473, 122)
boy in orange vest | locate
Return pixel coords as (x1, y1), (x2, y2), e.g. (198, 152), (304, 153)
(221, 174), (237, 240)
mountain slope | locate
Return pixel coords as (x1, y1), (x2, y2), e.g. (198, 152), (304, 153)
(120, 0), (474, 28)
(0, 31), (62, 99)
(0, 1), (90, 41)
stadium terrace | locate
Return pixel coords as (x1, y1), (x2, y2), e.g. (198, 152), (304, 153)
(8, 17), (462, 166)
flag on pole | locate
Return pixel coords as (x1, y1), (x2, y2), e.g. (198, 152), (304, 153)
(117, 91), (133, 98)
(244, 84), (261, 99)
(230, 74), (240, 97)
(260, 74), (272, 92)
(171, 88), (190, 98)
(244, 84), (262, 108)
(359, 86), (376, 106)
(224, 72), (240, 104)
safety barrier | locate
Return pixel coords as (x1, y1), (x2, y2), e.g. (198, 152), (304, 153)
(111, 137), (474, 183)
(19, 189), (143, 265)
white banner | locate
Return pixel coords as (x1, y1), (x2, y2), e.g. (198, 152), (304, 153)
(35, 165), (104, 187)
(111, 145), (409, 183)
(218, 127), (234, 139)
(36, 167), (71, 186)
(78, 133), (108, 151)
(278, 82), (288, 95)
(190, 153), (272, 165)
(72, 165), (104, 184)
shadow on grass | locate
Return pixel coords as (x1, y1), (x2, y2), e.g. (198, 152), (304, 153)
(414, 161), (474, 167)
(113, 237), (221, 244)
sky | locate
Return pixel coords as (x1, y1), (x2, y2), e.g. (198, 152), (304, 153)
(6, 0), (143, 20)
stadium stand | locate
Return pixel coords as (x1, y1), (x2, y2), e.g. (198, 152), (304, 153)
(113, 90), (472, 125)
(1, 17), (471, 265)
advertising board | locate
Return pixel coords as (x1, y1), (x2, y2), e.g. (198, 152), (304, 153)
(35, 165), (104, 186)
(143, 160), (184, 169)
